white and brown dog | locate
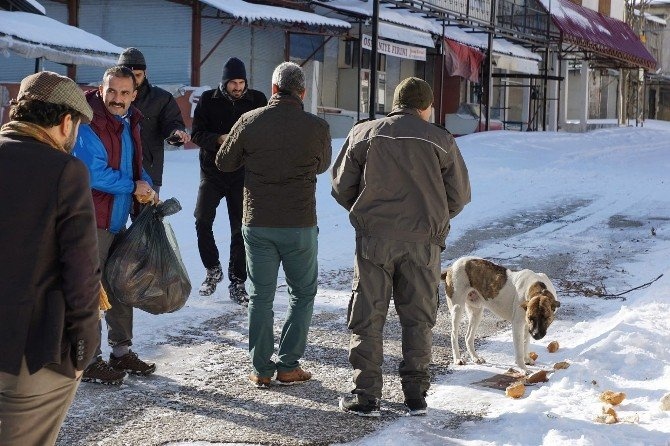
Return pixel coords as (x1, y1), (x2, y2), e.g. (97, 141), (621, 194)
(442, 256), (560, 371)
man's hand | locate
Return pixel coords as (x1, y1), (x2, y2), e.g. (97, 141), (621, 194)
(173, 130), (191, 143)
(134, 180), (152, 197)
(217, 133), (229, 145)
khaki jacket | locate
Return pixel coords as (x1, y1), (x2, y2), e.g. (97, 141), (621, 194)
(216, 93), (332, 227)
(331, 109), (471, 248)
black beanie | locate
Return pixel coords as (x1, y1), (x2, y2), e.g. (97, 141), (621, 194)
(118, 47), (146, 71)
(221, 57), (247, 86)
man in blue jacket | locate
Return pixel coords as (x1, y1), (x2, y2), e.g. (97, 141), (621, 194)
(74, 66), (157, 385)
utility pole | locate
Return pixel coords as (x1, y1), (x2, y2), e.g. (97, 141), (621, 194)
(369, 0), (379, 120)
(624, 0), (650, 126)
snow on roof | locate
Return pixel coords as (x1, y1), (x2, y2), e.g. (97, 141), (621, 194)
(634, 9), (667, 25)
(440, 24), (541, 61)
(200, 0), (350, 29)
(538, 0), (656, 70)
(315, 0), (438, 33)
(0, 11), (122, 66)
(317, 1), (540, 60)
(24, 0), (45, 14)
(379, 21), (435, 48)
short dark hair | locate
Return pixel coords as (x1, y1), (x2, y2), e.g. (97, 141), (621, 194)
(9, 99), (83, 127)
(103, 65), (137, 90)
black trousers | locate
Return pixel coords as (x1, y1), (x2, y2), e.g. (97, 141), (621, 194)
(194, 171), (246, 283)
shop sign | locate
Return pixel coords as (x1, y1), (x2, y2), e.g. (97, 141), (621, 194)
(361, 34), (426, 61)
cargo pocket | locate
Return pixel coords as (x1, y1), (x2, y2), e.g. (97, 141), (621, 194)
(347, 277), (360, 328)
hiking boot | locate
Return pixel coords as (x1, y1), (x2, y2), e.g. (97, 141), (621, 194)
(82, 356), (126, 385)
(249, 373), (272, 389)
(109, 350), (156, 376)
(199, 263), (223, 296)
(404, 397), (427, 416)
(339, 394), (381, 417)
(228, 281), (249, 306)
(276, 367), (312, 385)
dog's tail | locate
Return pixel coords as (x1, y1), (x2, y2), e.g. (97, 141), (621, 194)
(441, 267), (454, 298)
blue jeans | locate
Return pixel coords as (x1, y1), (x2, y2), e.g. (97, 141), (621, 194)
(242, 226), (318, 377)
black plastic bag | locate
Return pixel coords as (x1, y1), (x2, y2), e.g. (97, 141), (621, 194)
(104, 198), (191, 314)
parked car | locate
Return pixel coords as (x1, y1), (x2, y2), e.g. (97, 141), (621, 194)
(445, 103), (503, 136)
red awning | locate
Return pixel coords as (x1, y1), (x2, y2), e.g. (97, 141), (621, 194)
(443, 39), (485, 83)
(543, 0), (656, 70)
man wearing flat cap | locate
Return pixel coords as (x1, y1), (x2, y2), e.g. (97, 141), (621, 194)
(117, 47), (190, 195)
(0, 71), (101, 445)
(191, 57), (267, 304)
(332, 77), (471, 417)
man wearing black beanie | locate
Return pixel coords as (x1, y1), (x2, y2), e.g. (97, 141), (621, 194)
(117, 47), (190, 194)
(191, 57), (267, 304)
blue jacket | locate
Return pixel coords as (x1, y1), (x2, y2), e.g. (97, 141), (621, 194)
(74, 115), (152, 234)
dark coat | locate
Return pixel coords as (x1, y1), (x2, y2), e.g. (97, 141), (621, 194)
(0, 134), (101, 378)
(132, 79), (185, 186)
(191, 86), (267, 180)
(216, 93), (332, 227)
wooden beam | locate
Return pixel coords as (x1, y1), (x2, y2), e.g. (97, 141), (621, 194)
(66, 0), (79, 80)
(191, 1), (201, 86)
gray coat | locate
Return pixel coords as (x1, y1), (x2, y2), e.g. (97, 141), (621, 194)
(216, 93), (331, 227)
(331, 109), (471, 248)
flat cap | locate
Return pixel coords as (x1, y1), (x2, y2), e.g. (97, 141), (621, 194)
(392, 77), (433, 111)
(17, 71), (93, 123)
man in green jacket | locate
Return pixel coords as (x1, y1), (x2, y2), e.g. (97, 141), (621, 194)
(332, 77), (471, 417)
(216, 62), (331, 388)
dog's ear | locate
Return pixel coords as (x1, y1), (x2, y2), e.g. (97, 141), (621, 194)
(552, 300), (561, 311)
(440, 269), (449, 280)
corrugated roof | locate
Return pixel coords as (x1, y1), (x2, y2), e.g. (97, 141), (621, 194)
(201, 0), (350, 29)
(539, 0), (656, 70)
(0, 11), (122, 66)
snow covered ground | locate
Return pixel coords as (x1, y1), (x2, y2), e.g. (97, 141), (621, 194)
(67, 121), (670, 445)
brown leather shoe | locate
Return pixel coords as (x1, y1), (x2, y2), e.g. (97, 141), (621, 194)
(249, 373), (272, 388)
(276, 367), (312, 385)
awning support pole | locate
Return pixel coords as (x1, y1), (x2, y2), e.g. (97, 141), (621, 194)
(191, 1), (202, 86)
(485, 0), (496, 131)
(370, 0), (379, 120)
(357, 20), (362, 122)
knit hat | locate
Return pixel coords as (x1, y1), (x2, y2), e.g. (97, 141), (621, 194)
(117, 47), (146, 71)
(17, 71), (93, 123)
(221, 57), (247, 86)
(392, 77), (433, 111)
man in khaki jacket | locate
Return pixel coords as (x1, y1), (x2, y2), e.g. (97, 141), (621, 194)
(332, 77), (471, 417)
